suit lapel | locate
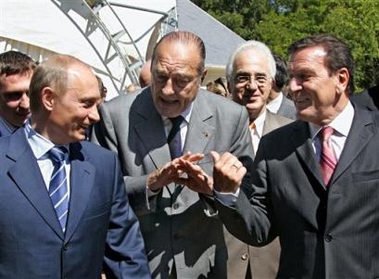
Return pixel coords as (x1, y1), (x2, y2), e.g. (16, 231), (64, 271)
(292, 121), (325, 187)
(64, 143), (95, 240)
(7, 129), (64, 239)
(133, 90), (171, 168)
(331, 107), (374, 184)
(184, 92), (215, 154)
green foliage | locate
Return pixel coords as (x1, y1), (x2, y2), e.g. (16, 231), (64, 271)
(191, 0), (379, 91)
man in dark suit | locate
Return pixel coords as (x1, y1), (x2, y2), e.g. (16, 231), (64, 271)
(0, 54), (150, 278)
(224, 40), (292, 279)
(350, 83), (379, 111)
(205, 34), (379, 278)
(0, 50), (36, 137)
(92, 31), (254, 278)
(266, 54), (297, 120)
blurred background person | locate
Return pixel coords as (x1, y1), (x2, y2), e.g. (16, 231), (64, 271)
(0, 50), (36, 137)
(139, 59), (152, 88)
(351, 83), (379, 111)
(266, 54), (297, 119)
(206, 76), (230, 98)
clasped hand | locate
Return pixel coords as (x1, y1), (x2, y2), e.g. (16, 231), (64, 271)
(147, 151), (246, 196)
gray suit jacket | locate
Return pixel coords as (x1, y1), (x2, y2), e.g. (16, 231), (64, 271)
(217, 105), (379, 278)
(92, 88), (254, 278)
(276, 95), (297, 120)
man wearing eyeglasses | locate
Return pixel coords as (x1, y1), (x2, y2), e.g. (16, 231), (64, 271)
(224, 40), (293, 279)
(0, 50), (36, 137)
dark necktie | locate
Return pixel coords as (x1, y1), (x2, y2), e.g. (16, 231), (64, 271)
(48, 146), (69, 233)
(319, 126), (337, 186)
(168, 116), (184, 159)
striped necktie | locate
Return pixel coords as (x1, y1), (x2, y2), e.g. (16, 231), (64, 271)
(319, 126), (337, 186)
(48, 146), (69, 233)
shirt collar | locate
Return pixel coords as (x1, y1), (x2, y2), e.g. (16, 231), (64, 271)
(24, 120), (69, 160)
(309, 101), (355, 140)
(252, 109), (267, 138)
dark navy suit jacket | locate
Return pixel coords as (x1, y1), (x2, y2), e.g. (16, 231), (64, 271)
(0, 128), (150, 278)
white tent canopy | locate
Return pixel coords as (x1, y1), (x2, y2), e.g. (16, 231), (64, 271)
(0, 0), (244, 99)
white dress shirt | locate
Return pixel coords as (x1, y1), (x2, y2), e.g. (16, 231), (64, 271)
(24, 122), (71, 196)
(266, 92), (284, 114)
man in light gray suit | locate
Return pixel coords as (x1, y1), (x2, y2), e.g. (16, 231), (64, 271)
(210, 34), (379, 278)
(92, 31), (254, 278)
(225, 40), (292, 279)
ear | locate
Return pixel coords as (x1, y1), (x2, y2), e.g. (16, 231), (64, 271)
(200, 68), (207, 84)
(41, 87), (55, 112)
(335, 67), (349, 95)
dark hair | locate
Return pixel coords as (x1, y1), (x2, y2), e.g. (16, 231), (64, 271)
(152, 31), (206, 74)
(273, 54), (289, 89)
(0, 50), (37, 77)
(288, 34), (354, 94)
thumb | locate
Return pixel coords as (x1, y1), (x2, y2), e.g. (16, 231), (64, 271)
(210, 151), (220, 164)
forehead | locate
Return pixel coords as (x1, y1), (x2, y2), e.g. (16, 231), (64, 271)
(0, 72), (31, 92)
(234, 49), (270, 75)
(66, 65), (100, 97)
(153, 41), (201, 74)
(289, 46), (327, 70)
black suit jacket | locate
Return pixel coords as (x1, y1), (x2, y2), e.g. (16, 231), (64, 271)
(350, 84), (379, 111)
(217, 105), (379, 278)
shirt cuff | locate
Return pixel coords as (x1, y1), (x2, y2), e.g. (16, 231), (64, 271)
(213, 188), (240, 207)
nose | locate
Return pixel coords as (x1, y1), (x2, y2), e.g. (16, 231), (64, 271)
(19, 93), (30, 110)
(288, 77), (302, 93)
(161, 78), (175, 96)
(245, 78), (258, 90)
(89, 105), (100, 123)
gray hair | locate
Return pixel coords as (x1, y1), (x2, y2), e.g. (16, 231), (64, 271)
(225, 40), (276, 84)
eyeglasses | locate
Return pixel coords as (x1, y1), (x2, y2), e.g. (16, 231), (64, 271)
(235, 74), (269, 87)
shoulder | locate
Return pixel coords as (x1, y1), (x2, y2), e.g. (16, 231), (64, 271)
(197, 89), (246, 113)
(71, 141), (118, 162)
(266, 110), (294, 125)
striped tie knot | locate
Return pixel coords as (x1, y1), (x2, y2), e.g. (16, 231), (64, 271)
(49, 146), (68, 163)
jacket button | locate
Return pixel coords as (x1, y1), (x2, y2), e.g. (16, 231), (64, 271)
(325, 233), (333, 242)
(241, 253), (249, 260)
(63, 243), (69, 251)
(172, 203), (180, 210)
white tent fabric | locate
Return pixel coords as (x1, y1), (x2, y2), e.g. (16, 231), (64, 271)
(0, 0), (244, 99)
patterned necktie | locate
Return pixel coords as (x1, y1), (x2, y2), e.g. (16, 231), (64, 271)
(168, 116), (184, 159)
(319, 126), (337, 186)
(48, 146), (69, 232)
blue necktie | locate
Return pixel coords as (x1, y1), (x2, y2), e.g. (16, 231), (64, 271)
(168, 116), (184, 159)
(48, 146), (69, 233)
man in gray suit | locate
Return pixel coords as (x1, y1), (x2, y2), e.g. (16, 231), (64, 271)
(225, 40), (292, 278)
(208, 34), (379, 278)
(92, 31), (254, 278)
(266, 54), (297, 120)
(0, 50), (36, 137)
